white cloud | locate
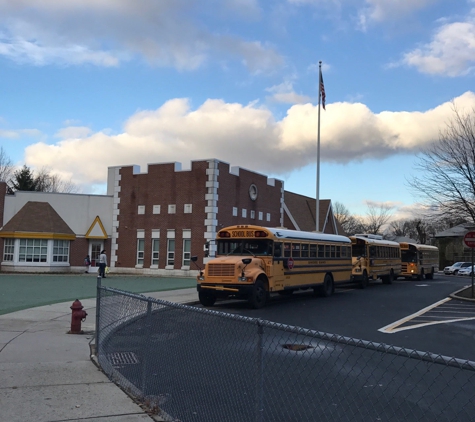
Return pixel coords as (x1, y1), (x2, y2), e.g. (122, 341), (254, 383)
(23, 91), (475, 189)
(266, 81), (312, 104)
(357, 0), (438, 31)
(402, 20), (475, 76)
(360, 0), (436, 23)
(0, 37), (122, 66)
(0, 128), (42, 139)
(55, 126), (92, 139)
(0, 0), (282, 72)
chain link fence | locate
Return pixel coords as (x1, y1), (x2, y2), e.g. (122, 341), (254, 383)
(95, 285), (475, 422)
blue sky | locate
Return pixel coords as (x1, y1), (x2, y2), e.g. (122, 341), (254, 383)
(1, 0), (474, 219)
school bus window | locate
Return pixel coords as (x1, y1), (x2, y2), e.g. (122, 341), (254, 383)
(310, 244), (317, 258)
(217, 239), (273, 256)
(318, 245), (324, 258)
(274, 242), (282, 258)
(330, 245), (336, 258)
(217, 241), (241, 255)
(292, 244), (301, 258)
(284, 243), (291, 257)
(325, 245), (331, 258)
(336, 246), (341, 258)
(301, 244), (309, 258)
(369, 246), (376, 258)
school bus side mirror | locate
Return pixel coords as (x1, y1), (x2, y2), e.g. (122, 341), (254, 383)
(242, 258), (252, 265)
(191, 256), (198, 262)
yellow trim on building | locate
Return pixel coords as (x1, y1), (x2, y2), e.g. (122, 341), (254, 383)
(0, 232), (76, 240)
(85, 216), (108, 239)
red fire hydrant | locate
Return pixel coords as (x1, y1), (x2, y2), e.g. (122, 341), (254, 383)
(69, 299), (87, 334)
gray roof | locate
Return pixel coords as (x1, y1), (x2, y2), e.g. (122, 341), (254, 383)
(0, 201), (75, 237)
(434, 224), (475, 238)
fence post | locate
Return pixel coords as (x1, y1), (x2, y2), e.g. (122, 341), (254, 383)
(141, 300), (153, 396)
(95, 275), (102, 356)
(256, 319), (264, 422)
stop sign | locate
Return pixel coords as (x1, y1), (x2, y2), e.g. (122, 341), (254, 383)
(464, 231), (475, 248)
(287, 257), (294, 270)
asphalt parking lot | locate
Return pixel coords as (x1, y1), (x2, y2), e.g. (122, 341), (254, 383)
(205, 273), (475, 361)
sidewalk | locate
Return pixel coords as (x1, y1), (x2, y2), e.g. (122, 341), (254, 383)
(0, 288), (199, 422)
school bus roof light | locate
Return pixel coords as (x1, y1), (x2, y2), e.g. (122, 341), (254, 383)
(254, 230), (267, 237)
(218, 231), (231, 238)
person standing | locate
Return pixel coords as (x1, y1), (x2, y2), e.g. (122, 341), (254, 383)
(99, 250), (108, 278)
(84, 255), (91, 273)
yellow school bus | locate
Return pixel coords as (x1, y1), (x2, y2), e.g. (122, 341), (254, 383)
(194, 225), (353, 309)
(350, 234), (401, 287)
(399, 242), (439, 280)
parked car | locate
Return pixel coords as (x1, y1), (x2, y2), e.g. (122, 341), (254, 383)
(444, 262), (472, 275)
(457, 265), (475, 276)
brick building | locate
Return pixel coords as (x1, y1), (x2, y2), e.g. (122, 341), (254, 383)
(0, 158), (343, 274)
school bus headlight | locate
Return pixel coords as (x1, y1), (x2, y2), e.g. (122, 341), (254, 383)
(354, 268), (361, 273)
(198, 276), (205, 281)
(239, 276), (252, 282)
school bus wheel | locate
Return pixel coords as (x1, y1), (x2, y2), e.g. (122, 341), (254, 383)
(382, 269), (394, 285)
(199, 291), (217, 307)
(248, 278), (268, 309)
(315, 274), (334, 297)
(359, 270), (369, 289)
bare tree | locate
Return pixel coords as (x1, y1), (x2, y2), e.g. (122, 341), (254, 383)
(35, 167), (79, 193)
(333, 201), (352, 230)
(409, 105), (475, 224)
(388, 219), (413, 239)
(333, 201), (369, 235)
(364, 201), (393, 235)
(9, 165), (80, 193)
(0, 147), (14, 182)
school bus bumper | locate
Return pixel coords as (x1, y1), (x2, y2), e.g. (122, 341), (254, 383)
(197, 283), (254, 297)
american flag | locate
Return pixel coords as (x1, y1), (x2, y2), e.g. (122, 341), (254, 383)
(319, 68), (326, 110)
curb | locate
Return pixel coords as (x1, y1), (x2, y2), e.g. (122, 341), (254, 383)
(450, 286), (475, 302)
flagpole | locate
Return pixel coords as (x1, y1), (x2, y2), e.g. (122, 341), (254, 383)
(316, 61), (322, 232)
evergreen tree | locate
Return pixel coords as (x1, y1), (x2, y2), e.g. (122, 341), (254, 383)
(10, 165), (38, 191)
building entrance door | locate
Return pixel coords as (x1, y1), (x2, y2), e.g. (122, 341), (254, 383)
(90, 242), (103, 270)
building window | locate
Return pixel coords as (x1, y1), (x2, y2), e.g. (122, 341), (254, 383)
(3, 238), (14, 261)
(153, 205), (161, 214)
(138, 205), (145, 215)
(266, 213), (271, 222)
(53, 240), (70, 262)
(19, 239), (48, 262)
(167, 239), (175, 266)
(242, 209), (247, 218)
(184, 204), (192, 213)
(137, 239), (145, 265)
(233, 207), (238, 216)
(183, 239), (191, 267)
(168, 204), (176, 214)
(152, 239), (159, 266)
(182, 229), (191, 267)
(259, 212), (263, 220)
(250, 210), (255, 219)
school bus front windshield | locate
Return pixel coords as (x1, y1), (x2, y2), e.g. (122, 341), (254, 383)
(401, 249), (417, 263)
(217, 239), (273, 256)
(351, 240), (366, 257)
